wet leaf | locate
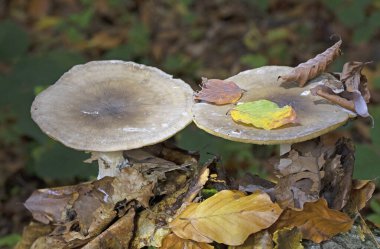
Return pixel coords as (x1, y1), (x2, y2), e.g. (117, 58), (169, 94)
(230, 100), (297, 130)
(273, 227), (303, 249)
(273, 199), (353, 243)
(279, 40), (342, 87)
(228, 231), (273, 249)
(161, 233), (214, 249)
(194, 78), (244, 105)
(170, 190), (282, 246)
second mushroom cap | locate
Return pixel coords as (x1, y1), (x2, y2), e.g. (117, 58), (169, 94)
(192, 66), (352, 144)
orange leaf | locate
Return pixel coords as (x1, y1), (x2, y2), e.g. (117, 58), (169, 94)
(161, 233), (214, 249)
(194, 78), (244, 105)
(273, 199), (353, 243)
(279, 40), (342, 87)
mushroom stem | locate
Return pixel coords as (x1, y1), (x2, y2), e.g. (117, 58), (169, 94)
(279, 143), (291, 156)
(87, 151), (129, 179)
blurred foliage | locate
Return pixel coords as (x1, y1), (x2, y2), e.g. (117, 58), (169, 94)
(1, 0), (380, 239)
(367, 199), (380, 226)
(0, 234), (21, 247)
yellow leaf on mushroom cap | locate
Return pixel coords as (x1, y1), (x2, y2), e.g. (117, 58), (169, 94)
(230, 100), (297, 130)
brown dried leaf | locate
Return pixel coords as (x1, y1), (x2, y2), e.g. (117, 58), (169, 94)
(279, 40), (342, 87)
(14, 222), (53, 249)
(161, 233), (214, 249)
(274, 140), (326, 210)
(132, 185), (189, 248)
(24, 167), (155, 248)
(311, 62), (372, 117)
(341, 61), (371, 117)
(274, 172), (321, 210)
(273, 199), (354, 243)
(321, 137), (355, 210)
(82, 208), (135, 249)
(182, 166), (210, 204)
(344, 180), (375, 215)
(273, 227), (303, 249)
(194, 78), (244, 105)
(228, 231), (273, 249)
(170, 190), (282, 246)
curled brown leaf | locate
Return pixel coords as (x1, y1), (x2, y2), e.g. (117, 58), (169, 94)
(279, 40), (342, 87)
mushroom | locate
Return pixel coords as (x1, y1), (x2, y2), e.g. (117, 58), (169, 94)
(31, 60), (193, 179)
(192, 66), (355, 146)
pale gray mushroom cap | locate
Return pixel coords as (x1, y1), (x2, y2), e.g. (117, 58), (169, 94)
(31, 60), (193, 152)
(192, 66), (353, 145)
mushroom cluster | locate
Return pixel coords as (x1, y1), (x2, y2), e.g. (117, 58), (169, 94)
(31, 60), (193, 179)
(32, 63), (358, 179)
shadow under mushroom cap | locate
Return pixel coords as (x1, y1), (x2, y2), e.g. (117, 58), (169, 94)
(31, 61), (193, 152)
(192, 66), (353, 145)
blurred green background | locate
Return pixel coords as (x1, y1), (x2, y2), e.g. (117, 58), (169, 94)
(1, 0), (380, 247)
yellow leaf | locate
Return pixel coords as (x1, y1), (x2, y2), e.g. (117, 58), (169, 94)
(170, 203), (212, 243)
(161, 233), (214, 249)
(170, 190), (282, 246)
(230, 100), (297, 130)
(273, 199), (353, 243)
(273, 227), (303, 249)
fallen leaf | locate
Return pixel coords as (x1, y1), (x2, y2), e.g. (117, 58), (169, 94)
(274, 172), (321, 210)
(161, 233), (214, 249)
(273, 199), (353, 243)
(230, 100), (297, 130)
(321, 137), (355, 210)
(82, 208), (135, 249)
(170, 190), (282, 246)
(181, 166), (210, 204)
(273, 227), (303, 249)
(344, 180), (375, 215)
(194, 78), (244, 105)
(279, 40), (342, 87)
(310, 62), (372, 118)
(274, 139), (327, 210)
(228, 231), (273, 249)
(24, 167), (156, 248)
(341, 61), (371, 117)
(170, 203), (212, 243)
(14, 222), (52, 249)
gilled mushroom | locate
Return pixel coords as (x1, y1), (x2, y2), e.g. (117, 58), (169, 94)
(31, 60), (193, 179)
(192, 66), (354, 145)
(193, 66), (358, 209)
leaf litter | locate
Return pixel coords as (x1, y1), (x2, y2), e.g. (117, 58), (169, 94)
(18, 138), (377, 248)
(279, 39), (342, 87)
